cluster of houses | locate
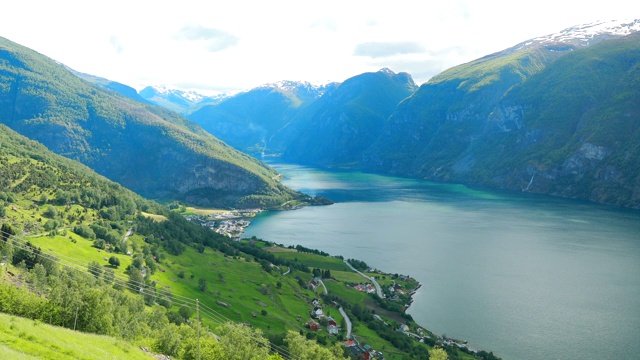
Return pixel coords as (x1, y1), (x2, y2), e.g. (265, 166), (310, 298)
(348, 282), (376, 294)
(305, 298), (339, 335)
(184, 210), (258, 239)
(386, 282), (407, 301)
(214, 219), (251, 239)
(343, 340), (384, 360)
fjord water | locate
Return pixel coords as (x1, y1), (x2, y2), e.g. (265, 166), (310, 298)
(244, 163), (640, 360)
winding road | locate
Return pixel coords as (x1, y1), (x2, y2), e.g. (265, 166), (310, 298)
(343, 260), (384, 298)
(339, 307), (352, 339)
(317, 278), (328, 295)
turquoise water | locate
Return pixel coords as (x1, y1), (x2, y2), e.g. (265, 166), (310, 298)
(244, 163), (640, 360)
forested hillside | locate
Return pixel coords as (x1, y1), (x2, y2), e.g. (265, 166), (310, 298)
(0, 36), (303, 209)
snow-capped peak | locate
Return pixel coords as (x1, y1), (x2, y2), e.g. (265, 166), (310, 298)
(256, 80), (333, 98)
(533, 19), (640, 47)
(146, 85), (207, 102)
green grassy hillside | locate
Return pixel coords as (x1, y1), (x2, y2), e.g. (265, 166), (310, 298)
(0, 313), (153, 360)
(0, 124), (480, 359)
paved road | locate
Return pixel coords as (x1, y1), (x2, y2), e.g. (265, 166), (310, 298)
(282, 267), (291, 276)
(317, 278), (328, 295)
(343, 260), (384, 298)
(339, 307), (352, 339)
(124, 227), (133, 240)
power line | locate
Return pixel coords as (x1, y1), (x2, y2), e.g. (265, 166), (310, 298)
(0, 229), (300, 360)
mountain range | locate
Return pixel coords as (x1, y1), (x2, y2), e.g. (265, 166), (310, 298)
(189, 80), (335, 155)
(139, 85), (228, 115)
(1, 20), (638, 209)
(183, 19), (640, 208)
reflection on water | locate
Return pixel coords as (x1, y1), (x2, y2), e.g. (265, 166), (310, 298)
(245, 163), (640, 360)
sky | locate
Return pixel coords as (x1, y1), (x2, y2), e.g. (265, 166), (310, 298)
(1, 1), (637, 94)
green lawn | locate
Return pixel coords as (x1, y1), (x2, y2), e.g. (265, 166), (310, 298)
(135, 237), (312, 335)
(332, 270), (370, 283)
(0, 313), (152, 360)
(353, 323), (408, 360)
(268, 251), (350, 271)
(26, 233), (133, 279)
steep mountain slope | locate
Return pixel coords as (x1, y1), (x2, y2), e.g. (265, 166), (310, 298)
(0, 36), (301, 208)
(276, 68), (417, 166)
(365, 20), (640, 208)
(189, 81), (332, 155)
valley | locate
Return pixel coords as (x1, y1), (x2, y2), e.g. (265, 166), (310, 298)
(0, 125), (476, 359)
(0, 15), (639, 360)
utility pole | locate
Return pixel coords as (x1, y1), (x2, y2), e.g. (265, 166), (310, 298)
(197, 298), (201, 360)
(74, 306), (79, 331)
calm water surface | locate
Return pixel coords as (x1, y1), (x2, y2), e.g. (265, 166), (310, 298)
(244, 163), (640, 360)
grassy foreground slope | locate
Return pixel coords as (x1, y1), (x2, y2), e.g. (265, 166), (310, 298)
(0, 313), (152, 360)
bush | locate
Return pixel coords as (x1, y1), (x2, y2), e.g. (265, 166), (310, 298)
(108, 256), (121, 267)
(43, 206), (58, 219)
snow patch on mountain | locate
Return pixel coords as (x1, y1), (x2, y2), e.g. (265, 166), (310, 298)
(144, 85), (209, 102)
(257, 80), (333, 98)
(534, 19), (640, 46)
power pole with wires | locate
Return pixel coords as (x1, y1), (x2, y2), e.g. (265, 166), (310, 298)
(197, 298), (201, 360)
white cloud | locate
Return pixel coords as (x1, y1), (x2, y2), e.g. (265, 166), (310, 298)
(354, 42), (425, 58)
(0, 0), (637, 93)
(109, 36), (124, 54)
(176, 25), (238, 52)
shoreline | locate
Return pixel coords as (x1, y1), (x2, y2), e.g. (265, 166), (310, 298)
(185, 207), (488, 358)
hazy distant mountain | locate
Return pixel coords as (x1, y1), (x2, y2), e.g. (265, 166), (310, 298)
(276, 68), (418, 166)
(189, 80), (335, 155)
(71, 70), (151, 104)
(364, 20), (640, 208)
(0, 36), (303, 209)
(139, 85), (228, 115)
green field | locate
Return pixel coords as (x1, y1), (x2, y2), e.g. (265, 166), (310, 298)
(26, 233), (134, 279)
(266, 251), (350, 271)
(130, 236), (316, 335)
(0, 313), (152, 360)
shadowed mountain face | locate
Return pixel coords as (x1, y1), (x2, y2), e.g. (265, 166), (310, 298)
(0, 36), (300, 209)
(277, 69), (418, 166)
(189, 80), (336, 156)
